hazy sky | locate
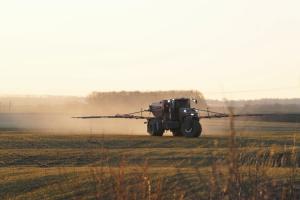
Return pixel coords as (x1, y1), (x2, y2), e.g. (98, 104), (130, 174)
(1, 0), (300, 100)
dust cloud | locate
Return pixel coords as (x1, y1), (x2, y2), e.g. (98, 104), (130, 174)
(0, 91), (207, 135)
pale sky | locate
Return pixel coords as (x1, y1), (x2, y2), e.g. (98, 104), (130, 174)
(0, 0), (300, 100)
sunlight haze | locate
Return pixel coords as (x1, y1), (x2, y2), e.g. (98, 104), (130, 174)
(1, 0), (300, 99)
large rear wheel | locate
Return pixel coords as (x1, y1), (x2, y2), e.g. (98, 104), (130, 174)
(147, 119), (164, 136)
(181, 118), (202, 138)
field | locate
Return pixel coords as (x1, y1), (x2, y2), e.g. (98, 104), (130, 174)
(0, 119), (300, 200)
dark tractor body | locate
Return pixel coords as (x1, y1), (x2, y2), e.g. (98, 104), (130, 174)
(147, 98), (202, 137)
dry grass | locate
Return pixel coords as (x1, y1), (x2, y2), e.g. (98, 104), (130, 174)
(0, 120), (299, 199)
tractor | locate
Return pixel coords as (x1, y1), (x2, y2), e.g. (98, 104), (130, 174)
(73, 97), (273, 137)
(147, 98), (201, 137)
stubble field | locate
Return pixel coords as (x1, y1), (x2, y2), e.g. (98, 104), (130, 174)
(0, 119), (300, 200)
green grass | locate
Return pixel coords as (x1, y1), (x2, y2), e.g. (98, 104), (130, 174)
(0, 120), (300, 199)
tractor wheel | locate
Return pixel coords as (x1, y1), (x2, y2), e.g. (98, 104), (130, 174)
(171, 129), (183, 137)
(147, 119), (164, 136)
(181, 118), (202, 138)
